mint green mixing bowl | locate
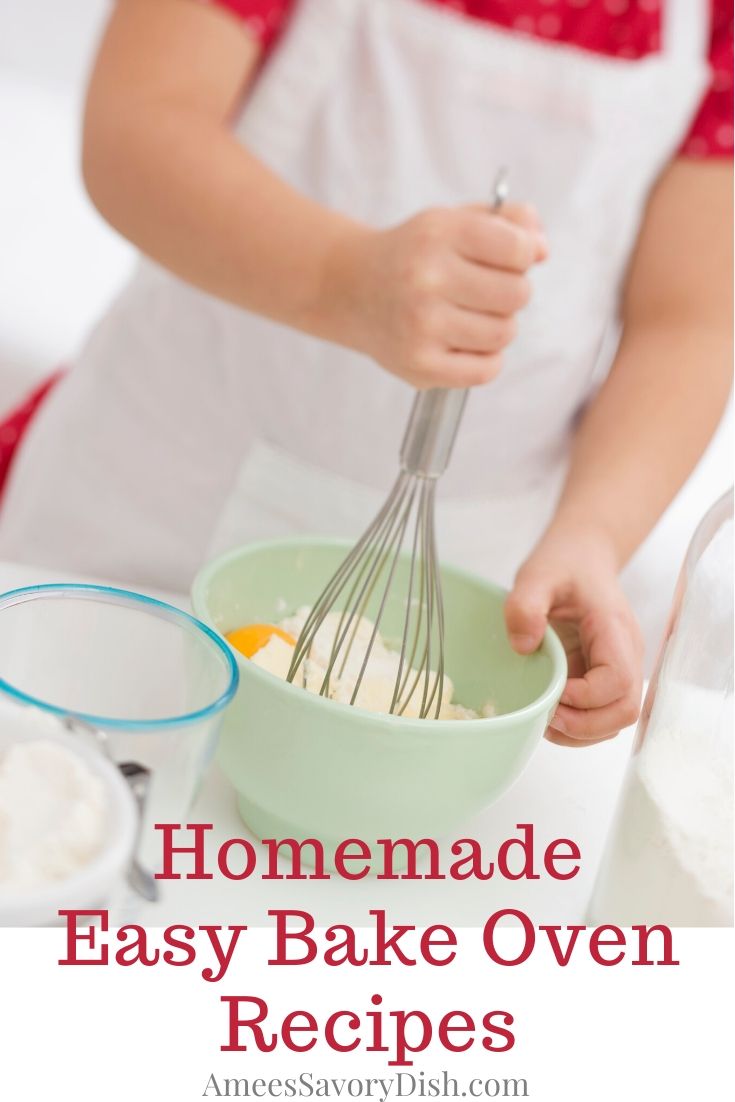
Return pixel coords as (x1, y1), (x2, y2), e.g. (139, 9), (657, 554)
(192, 538), (566, 849)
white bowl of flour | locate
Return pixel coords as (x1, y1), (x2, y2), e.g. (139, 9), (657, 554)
(0, 701), (137, 926)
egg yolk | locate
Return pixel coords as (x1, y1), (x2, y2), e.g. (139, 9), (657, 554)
(226, 623), (296, 659)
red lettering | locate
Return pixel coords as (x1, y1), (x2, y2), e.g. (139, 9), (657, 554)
(449, 838), (494, 880)
(281, 1011), (317, 1053)
(539, 924), (585, 967)
(482, 1011), (515, 1052)
(497, 824), (539, 881)
(369, 910), (415, 966)
(261, 839), (328, 880)
(324, 1010), (361, 1053)
(589, 925), (626, 966)
(632, 925), (679, 966)
(201, 925), (248, 982)
(544, 839), (581, 880)
(333, 839), (371, 880)
(483, 910), (535, 965)
(155, 823), (213, 880)
(376, 839), (445, 880)
(324, 926), (367, 967)
(365, 994), (389, 1053)
(438, 1011), (475, 1053)
(162, 925), (196, 967)
(220, 996), (276, 1052)
(116, 925), (159, 967)
(389, 1009), (432, 1067)
(269, 910), (317, 965)
(420, 925), (456, 966)
(58, 910), (108, 966)
(217, 839), (256, 880)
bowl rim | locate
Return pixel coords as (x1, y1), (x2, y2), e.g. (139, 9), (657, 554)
(191, 535), (568, 732)
(0, 711), (137, 924)
(0, 583), (239, 732)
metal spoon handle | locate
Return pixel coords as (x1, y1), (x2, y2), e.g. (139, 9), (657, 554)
(62, 716), (159, 904)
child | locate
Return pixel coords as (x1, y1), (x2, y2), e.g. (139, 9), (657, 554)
(0, 0), (731, 746)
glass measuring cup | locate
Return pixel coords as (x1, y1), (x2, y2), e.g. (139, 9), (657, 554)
(0, 584), (239, 868)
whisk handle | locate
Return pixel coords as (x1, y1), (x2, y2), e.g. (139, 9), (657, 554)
(400, 387), (469, 478)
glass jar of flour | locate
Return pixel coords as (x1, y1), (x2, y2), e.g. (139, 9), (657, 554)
(590, 490), (733, 927)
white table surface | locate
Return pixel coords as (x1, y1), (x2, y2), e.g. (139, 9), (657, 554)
(0, 560), (636, 927)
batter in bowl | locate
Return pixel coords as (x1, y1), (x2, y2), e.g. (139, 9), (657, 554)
(227, 610), (495, 721)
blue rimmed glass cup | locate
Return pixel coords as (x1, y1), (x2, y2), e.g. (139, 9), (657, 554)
(0, 584), (239, 864)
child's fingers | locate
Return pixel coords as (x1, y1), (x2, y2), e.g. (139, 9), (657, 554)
(504, 568), (555, 654)
(545, 727), (620, 749)
(464, 200), (542, 232)
(497, 204), (549, 262)
(551, 696), (640, 741)
(456, 211), (546, 271)
(563, 608), (642, 710)
(409, 350), (504, 389)
(443, 307), (517, 354)
(498, 202), (543, 233)
(559, 663), (633, 710)
(447, 256), (532, 315)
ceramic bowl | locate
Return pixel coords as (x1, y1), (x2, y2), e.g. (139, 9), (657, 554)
(192, 537), (567, 850)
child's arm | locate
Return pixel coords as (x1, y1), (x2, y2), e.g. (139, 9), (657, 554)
(506, 158), (733, 746)
(82, 0), (545, 389)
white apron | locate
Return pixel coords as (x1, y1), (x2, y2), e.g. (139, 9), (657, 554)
(0, 0), (716, 660)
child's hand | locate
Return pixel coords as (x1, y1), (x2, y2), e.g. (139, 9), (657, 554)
(325, 204), (547, 388)
(504, 524), (644, 747)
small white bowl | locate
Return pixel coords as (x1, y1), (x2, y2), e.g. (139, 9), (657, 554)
(0, 707), (137, 927)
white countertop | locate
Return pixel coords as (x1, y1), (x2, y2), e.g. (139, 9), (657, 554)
(0, 559), (636, 927)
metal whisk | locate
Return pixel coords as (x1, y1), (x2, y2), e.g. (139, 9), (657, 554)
(287, 170), (509, 718)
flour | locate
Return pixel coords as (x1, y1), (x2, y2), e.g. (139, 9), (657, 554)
(593, 684), (733, 926)
(591, 518), (734, 927)
(0, 716), (108, 893)
(637, 690), (732, 913)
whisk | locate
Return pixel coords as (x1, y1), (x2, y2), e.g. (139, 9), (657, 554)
(287, 170), (509, 718)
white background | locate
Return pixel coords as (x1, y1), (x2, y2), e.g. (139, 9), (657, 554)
(1, 0), (134, 406)
(2, 6), (732, 1098)
(1, 925), (732, 1101)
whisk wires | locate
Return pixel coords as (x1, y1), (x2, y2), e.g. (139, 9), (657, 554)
(286, 472), (446, 718)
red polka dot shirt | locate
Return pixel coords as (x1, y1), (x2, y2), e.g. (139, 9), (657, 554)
(211, 0), (734, 157)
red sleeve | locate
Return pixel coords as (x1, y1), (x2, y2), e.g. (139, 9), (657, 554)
(680, 0), (733, 158)
(204, 0), (295, 51)
(0, 371), (66, 499)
